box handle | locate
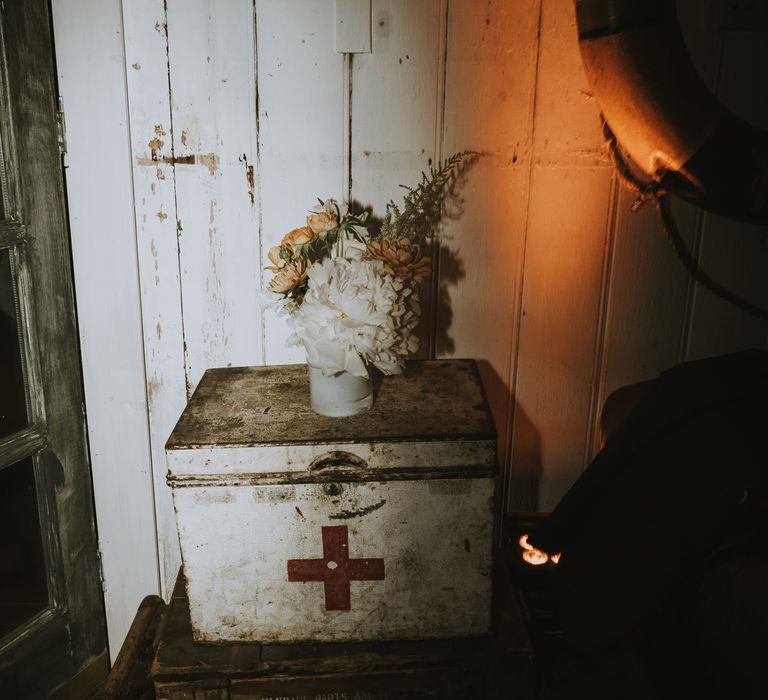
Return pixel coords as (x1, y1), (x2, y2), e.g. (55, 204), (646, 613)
(309, 451), (368, 471)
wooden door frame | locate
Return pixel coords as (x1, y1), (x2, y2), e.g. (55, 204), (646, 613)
(0, 0), (107, 695)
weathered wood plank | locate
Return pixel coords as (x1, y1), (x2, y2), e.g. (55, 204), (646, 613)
(594, 194), (699, 456)
(350, 0), (445, 359)
(0, 219), (25, 248)
(101, 596), (166, 700)
(686, 29), (768, 359)
(51, 0), (160, 662)
(438, 0), (541, 494)
(3, 0), (106, 684)
(508, 0), (616, 511)
(512, 165), (613, 512)
(152, 568), (532, 698)
(594, 0), (723, 455)
(167, 361), (494, 448)
(165, 0), (262, 392)
(122, 0), (186, 602)
(256, 0), (345, 365)
(0, 426), (44, 470)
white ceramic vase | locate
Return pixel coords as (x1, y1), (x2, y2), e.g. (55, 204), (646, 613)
(307, 365), (373, 417)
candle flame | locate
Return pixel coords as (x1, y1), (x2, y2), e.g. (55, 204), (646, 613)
(518, 534), (561, 566)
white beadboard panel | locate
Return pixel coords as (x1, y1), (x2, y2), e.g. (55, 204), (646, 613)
(122, 0), (186, 600)
(444, 0), (541, 157)
(511, 166), (614, 512)
(350, 0), (445, 358)
(256, 0), (345, 364)
(595, 194), (699, 453)
(335, 0), (372, 54)
(165, 0), (262, 391)
(686, 29), (768, 359)
(436, 163), (530, 453)
(686, 215), (768, 359)
(351, 0), (443, 211)
(439, 0), (541, 478)
(507, 0), (614, 512)
(533, 0), (605, 165)
(50, 0), (159, 663)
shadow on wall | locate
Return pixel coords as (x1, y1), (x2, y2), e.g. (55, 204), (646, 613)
(433, 245), (464, 356)
(476, 359), (543, 513)
(352, 152), (479, 361)
(431, 152), (479, 355)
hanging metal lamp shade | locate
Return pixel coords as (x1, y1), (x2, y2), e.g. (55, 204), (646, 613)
(575, 0), (768, 223)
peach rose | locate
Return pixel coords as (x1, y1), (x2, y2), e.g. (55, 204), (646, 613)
(306, 211), (338, 237)
(266, 245), (285, 271)
(366, 238), (431, 284)
(268, 258), (308, 294)
(281, 226), (314, 254)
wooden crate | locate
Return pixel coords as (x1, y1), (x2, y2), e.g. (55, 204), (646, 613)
(151, 570), (535, 699)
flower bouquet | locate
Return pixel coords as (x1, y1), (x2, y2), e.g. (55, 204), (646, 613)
(264, 153), (466, 416)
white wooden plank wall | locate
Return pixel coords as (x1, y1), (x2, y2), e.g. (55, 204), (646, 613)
(351, 0), (445, 357)
(507, 0), (616, 510)
(165, 0), (262, 393)
(439, 0), (541, 499)
(50, 0), (160, 664)
(55, 0), (768, 657)
(122, 0), (188, 605)
(686, 21), (768, 359)
(594, 0), (723, 436)
(257, 0), (345, 364)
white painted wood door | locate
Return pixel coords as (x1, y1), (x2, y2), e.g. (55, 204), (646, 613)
(53, 0), (768, 658)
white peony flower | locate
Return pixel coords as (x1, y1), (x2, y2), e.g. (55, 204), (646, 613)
(287, 256), (419, 377)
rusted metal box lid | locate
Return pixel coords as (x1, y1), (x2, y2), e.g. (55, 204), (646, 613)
(166, 359), (497, 482)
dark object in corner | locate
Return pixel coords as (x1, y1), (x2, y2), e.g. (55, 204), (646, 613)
(100, 595), (166, 700)
(149, 569), (534, 699)
(529, 350), (768, 699)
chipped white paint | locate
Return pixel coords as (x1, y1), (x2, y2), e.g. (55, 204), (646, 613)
(50, 0), (159, 663)
(335, 0), (372, 54)
(351, 0), (446, 358)
(256, 0), (345, 364)
(165, 0), (262, 391)
(439, 0), (541, 484)
(167, 439), (496, 477)
(173, 479), (493, 642)
(167, 361), (497, 642)
(53, 0), (768, 658)
(123, 0), (187, 600)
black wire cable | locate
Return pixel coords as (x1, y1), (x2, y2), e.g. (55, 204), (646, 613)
(602, 120), (768, 322)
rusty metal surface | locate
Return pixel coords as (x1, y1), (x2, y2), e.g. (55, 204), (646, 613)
(166, 359), (499, 644)
(166, 360), (495, 449)
(174, 478), (495, 643)
(151, 567), (534, 699)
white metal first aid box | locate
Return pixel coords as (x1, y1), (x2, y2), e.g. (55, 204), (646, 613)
(166, 359), (499, 644)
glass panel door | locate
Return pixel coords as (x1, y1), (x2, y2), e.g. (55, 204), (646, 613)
(0, 0), (106, 694)
(0, 455), (48, 638)
(0, 247), (29, 436)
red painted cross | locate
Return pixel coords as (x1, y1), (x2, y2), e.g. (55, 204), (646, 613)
(287, 525), (385, 611)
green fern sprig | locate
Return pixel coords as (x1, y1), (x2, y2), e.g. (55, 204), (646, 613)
(379, 151), (470, 242)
